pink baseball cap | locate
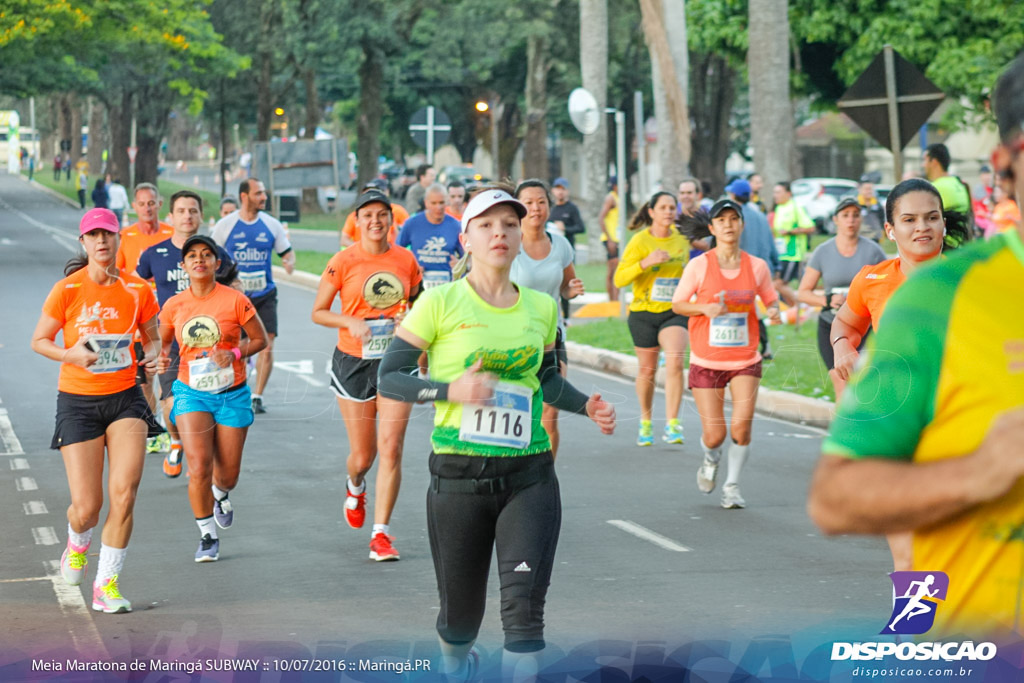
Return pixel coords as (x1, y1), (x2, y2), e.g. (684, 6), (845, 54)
(79, 208), (121, 235)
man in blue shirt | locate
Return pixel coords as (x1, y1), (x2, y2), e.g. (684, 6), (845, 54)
(211, 178), (295, 414)
(396, 183), (463, 289)
(136, 190), (236, 476)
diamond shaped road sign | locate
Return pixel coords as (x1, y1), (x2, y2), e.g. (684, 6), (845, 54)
(838, 47), (945, 151)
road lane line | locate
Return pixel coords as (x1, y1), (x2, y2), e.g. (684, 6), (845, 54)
(275, 359), (327, 387)
(0, 407), (26, 455)
(0, 195), (80, 253)
(0, 575), (52, 583)
(32, 527), (59, 545)
(23, 501), (48, 515)
(607, 520), (691, 552)
(10, 457), (29, 470)
(43, 560), (110, 657)
(16, 476), (38, 491)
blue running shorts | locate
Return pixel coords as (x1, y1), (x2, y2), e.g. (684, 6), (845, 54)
(171, 380), (253, 429)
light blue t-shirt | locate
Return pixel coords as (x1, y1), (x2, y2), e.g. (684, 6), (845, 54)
(211, 211), (291, 299)
(510, 230), (574, 327)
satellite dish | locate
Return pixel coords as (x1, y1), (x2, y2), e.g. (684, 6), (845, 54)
(568, 88), (601, 135)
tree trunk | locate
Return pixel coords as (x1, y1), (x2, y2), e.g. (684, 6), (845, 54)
(641, 0), (691, 191)
(523, 33), (550, 180)
(356, 43), (383, 191)
(690, 53), (737, 196)
(748, 0), (792, 198)
(255, 1), (278, 142)
(579, 0), (608, 242)
(166, 110), (194, 160)
(41, 96), (59, 162)
(70, 94), (84, 169)
(219, 80), (229, 199)
(302, 66), (321, 213)
(86, 98), (105, 175)
(106, 91), (132, 187)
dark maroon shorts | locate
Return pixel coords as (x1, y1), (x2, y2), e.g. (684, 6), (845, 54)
(688, 361), (762, 390)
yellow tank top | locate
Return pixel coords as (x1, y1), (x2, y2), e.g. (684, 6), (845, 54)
(602, 193), (620, 242)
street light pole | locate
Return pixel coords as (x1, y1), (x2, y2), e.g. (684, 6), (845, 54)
(490, 97), (500, 180)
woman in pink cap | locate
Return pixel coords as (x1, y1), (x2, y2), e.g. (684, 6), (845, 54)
(30, 208), (161, 614)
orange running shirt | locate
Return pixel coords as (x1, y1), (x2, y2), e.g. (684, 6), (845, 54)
(41, 268), (160, 396)
(341, 203), (408, 244)
(321, 244), (422, 357)
(117, 221), (174, 274)
(844, 258), (906, 329)
(160, 284), (256, 391)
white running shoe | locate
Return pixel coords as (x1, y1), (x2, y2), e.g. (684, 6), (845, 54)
(721, 483), (746, 509)
(697, 457), (719, 494)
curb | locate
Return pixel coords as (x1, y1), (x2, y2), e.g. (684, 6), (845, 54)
(271, 265), (836, 429)
(565, 341), (835, 429)
(18, 175), (82, 209)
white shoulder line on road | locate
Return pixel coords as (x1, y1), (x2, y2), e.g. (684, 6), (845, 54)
(0, 195), (80, 253)
(572, 365), (829, 437)
(43, 560), (111, 658)
(0, 407), (26, 455)
(607, 520), (691, 552)
(16, 476), (38, 491)
(10, 457), (29, 470)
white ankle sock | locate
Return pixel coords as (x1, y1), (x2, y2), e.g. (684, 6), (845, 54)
(725, 442), (750, 486)
(372, 523), (389, 538)
(95, 544), (126, 584)
(197, 516), (218, 540)
(67, 524), (93, 549)
(347, 477), (365, 495)
(211, 484), (229, 501)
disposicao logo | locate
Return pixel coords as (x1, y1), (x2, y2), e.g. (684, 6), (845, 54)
(830, 571), (997, 663)
(882, 571), (948, 635)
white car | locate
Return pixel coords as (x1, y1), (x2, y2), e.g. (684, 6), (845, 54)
(791, 177), (858, 233)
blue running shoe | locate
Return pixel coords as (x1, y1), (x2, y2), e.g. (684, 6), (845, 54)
(213, 496), (233, 529)
(195, 534), (220, 562)
(637, 422), (654, 447)
(663, 422), (685, 444)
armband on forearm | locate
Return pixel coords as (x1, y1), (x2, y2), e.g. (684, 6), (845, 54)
(538, 349), (589, 415)
(378, 336), (449, 403)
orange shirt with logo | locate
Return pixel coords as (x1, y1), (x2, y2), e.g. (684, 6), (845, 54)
(160, 284), (257, 390)
(117, 221), (174, 274)
(845, 258), (906, 329)
(321, 244), (422, 357)
(41, 268), (160, 396)
(342, 203), (408, 245)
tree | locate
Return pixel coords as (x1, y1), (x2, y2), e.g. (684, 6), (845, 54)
(748, 0), (793, 192)
(579, 0), (609, 234)
(640, 0), (692, 191)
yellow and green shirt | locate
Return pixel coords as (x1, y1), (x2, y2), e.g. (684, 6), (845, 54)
(772, 199), (814, 262)
(932, 175), (971, 215)
(613, 228), (690, 313)
(400, 278), (558, 457)
(824, 229), (1024, 637)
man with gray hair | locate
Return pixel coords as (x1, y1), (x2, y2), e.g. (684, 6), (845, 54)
(396, 183), (463, 289)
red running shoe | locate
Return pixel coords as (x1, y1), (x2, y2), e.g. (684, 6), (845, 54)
(369, 533), (400, 561)
(344, 490), (366, 529)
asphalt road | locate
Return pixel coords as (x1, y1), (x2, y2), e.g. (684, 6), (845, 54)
(0, 170), (892, 679)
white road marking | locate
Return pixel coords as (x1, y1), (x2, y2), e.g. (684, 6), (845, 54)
(275, 359), (327, 387)
(32, 527), (59, 545)
(10, 457), (29, 470)
(43, 560), (110, 657)
(0, 407), (25, 455)
(23, 501), (48, 515)
(0, 575), (52, 583)
(607, 520), (691, 552)
(16, 476), (38, 491)
(0, 195), (80, 253)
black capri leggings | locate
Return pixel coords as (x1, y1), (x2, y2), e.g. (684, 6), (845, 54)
(427, 451), (560, 653)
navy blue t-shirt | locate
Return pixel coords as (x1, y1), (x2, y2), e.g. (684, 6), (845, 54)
(136, 237), (235, 307)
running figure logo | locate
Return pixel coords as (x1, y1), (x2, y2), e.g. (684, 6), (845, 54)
(882, 571), (949, 635)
